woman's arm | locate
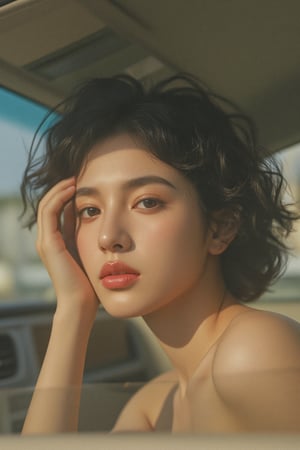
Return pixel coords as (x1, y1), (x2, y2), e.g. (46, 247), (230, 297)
(22, 311), (91, 433)
(22, 178), (99, 434)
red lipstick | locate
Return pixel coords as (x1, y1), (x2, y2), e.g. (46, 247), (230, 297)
(99, 261), (140, 289)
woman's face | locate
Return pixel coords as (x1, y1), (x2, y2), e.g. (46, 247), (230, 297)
(75, 133), (217, 318)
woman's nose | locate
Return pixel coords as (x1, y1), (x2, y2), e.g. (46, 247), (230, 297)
(97, 218), (133, 253)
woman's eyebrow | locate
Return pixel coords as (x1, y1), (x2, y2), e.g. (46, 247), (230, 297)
(76, 176), (177, 198)
(124, 175), (177, 190)
(75, 186), (99, 198)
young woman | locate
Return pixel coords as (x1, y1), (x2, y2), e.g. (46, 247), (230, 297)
(21, 75), (300, 433)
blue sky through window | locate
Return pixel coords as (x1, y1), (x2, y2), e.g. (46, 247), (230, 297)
(0, 87), (52, 196)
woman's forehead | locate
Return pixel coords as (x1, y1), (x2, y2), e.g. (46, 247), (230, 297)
(77, 134), (196, 197)
(80, 134), (167, 177)
(88, 133), (147, 159)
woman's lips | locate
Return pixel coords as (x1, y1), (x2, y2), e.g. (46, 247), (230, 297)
(99, 261), (140, 289)
(101, 273), (139, 289)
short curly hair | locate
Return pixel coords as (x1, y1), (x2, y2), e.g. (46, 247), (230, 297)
(21, 74), (297, 302)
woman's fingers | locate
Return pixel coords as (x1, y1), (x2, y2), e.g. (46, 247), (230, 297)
(37, 178), (76, 257)
(63, 199), (80, 262)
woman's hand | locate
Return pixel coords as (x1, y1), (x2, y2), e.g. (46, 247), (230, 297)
(36, 178), (99, 322)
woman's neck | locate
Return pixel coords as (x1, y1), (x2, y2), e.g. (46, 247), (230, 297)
(143, 275), (242, 387)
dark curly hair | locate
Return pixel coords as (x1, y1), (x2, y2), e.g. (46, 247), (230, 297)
(21, 74), (297, 302)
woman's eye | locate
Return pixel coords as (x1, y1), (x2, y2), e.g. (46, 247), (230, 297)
(78, 207), (100, 218)
(135, 198), (163, 209)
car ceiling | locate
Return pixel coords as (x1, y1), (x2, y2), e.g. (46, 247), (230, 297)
(0, 0), (299, 152)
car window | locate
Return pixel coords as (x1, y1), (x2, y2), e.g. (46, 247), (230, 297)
(0, 86), (56, 305)
(263, 143), (300, 302)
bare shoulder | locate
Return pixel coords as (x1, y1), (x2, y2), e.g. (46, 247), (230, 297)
(112, 370), (178, 432)
(212, 309), (300, 431)
(214, 308), (300, 374)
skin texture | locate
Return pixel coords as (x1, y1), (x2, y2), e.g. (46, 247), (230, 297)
(22, 134), (300, 434)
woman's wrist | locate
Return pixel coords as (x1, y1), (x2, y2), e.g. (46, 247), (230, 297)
(54, 295), (98, 330)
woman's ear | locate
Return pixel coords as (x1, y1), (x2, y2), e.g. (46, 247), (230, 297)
(208, 209), (240, 255)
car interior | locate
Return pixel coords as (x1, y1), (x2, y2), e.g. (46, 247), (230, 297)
(0, 0), (299, 448)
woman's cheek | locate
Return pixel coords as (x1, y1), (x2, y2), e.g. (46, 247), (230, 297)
(138, 217), (179, 245)
(76, 231), (91, 267)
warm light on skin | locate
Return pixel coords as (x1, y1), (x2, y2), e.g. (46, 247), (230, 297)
(75, 133), (223, 319)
